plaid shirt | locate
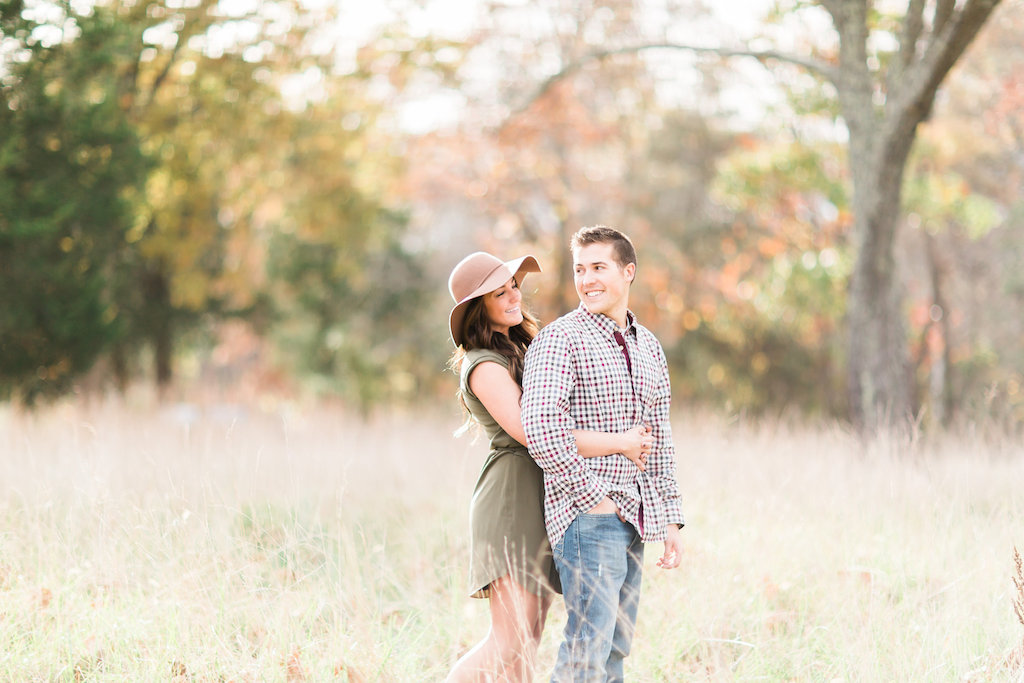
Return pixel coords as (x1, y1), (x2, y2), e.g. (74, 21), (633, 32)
(522, 304), (685, 546)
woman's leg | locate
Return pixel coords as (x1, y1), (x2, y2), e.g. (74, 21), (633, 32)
(446, 576), (550, 682)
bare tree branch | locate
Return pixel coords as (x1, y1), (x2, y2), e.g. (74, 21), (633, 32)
(899, 0), (926, 69)
(513, 42), (838, 116)
(886, 0), (1001, 141)
(143, 39), (184, 112)
(934, 0), (956, 35)
(885, 0), (926, 103)
(142, 0), (219, 113)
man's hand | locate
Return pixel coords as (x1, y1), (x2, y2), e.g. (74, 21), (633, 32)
(588, 496), (617, 514)
(656, 524), (683, 569)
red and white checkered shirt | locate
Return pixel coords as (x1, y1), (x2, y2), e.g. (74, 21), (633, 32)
(522, 304), (685, 546)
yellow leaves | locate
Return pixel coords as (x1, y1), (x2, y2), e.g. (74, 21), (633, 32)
(172, 270), (212, 311)
(74, 143), (113, 166)
(706, 364), (725, 386)
(126, 210), (150, 244)
(682, 310), (701, 331)
(697, 299), (718, 321)
(903, 171), (1000, 239)
(36, 358), (71, 382)
(751, 352), (770, 376)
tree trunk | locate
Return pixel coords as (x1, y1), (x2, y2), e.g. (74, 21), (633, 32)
(845, 176), (913, 429)
(142, 267), (174, 399)
(153, 314), (173, 395)
(111, 343), (129, 394)
(924, 229), (954, 424)
(824, 0), (1002, 431)
(840, 85), (918, 429)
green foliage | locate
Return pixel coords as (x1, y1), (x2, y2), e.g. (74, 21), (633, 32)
(1, 0), (431, 407)
(0, 7), (149, 403)
(657, 135), (852, 416)
(670, 251), (850, 417)
(268, 210), (436, 412)
(903, 159), (1002, 240)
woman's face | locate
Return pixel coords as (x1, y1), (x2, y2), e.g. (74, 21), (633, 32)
(482, 276), (523, 336)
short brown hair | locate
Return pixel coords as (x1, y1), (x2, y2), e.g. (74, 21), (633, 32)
(570, 225), (637, 271)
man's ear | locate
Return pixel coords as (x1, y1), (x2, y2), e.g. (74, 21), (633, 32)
(625, 263), (636, 282)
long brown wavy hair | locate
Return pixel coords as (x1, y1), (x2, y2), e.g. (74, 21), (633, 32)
(448, 284), (540, 418)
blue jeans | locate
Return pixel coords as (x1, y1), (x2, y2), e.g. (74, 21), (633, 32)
(551, 513), (644, 683)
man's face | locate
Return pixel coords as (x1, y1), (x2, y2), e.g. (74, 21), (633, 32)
(573, 242), (634, 324)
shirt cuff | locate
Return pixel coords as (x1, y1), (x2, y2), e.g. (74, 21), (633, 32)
(664, 501), (685, 528)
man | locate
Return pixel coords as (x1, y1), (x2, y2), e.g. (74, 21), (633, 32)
(521, 226), (684, 682)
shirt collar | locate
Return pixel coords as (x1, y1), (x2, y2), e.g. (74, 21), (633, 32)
(575, 303), (637, 338)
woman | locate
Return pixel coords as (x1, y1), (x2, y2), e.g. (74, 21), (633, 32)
(445, 251), (652, 682)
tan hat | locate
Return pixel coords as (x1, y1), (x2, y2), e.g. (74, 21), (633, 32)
(448, 251), (541, 346)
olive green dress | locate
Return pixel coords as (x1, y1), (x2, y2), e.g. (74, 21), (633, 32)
(460, 349), (561, 599)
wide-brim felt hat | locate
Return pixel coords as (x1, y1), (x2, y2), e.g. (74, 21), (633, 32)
(448, 251), (541, 347)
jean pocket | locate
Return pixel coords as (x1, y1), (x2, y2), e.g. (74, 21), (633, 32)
(578, 512), (624, 536)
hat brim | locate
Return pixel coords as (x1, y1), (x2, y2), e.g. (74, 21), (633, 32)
(449, 255), (541, 347)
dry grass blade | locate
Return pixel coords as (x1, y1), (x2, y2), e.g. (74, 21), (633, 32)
(1008, 546), (1024, 678)
(1015, 547), (1024, 628)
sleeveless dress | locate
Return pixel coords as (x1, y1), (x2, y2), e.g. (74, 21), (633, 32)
(460, 348), (561, 598)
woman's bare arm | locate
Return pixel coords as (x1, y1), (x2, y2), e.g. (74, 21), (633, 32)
(469, 361), (650, 470)
(575, 426), (651, 471)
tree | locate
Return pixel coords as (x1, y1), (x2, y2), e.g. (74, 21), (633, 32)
(1, 0), (304, 397)
(897, 3), (1024, 428)
(104, 0), (322, 393)
(516, 0), (1004, 430)
(670, 129), (853, 416)
(0, 3), (149, 403)
(264, 91), (430, 411)
(2, 0), (427, 407)
(820, 0), (1002, 429)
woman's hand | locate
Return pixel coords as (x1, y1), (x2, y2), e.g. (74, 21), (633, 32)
(619, 424), (653, 471)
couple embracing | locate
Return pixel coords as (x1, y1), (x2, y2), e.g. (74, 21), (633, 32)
(445, 226), (685, 683)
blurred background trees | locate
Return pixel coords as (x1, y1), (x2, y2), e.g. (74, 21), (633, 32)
(2, 0), (1023, 429)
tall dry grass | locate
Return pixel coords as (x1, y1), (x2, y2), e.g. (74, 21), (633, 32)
(1, 398), (1022, 681)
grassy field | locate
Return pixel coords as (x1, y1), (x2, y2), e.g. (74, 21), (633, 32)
(1, 399), (1023, 681)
